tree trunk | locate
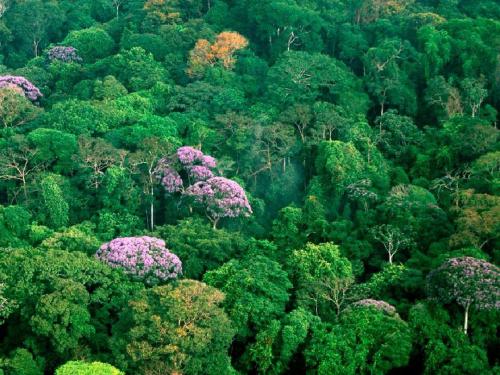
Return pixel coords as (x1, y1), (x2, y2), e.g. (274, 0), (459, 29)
(150, 201), (154, 231)
(464, 302), (470, 335)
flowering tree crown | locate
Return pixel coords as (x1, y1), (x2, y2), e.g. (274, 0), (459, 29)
(427, 256), (500, 311)
(0, 75), (42, 101)
(96, 236), (182, 284)
(350, 299), (398, 316)
(48, 46), (83, 63)
(156, 146), (252, 227)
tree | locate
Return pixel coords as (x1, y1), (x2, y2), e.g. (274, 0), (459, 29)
(187, 32), (249, 77)
(107, 47), (167, 91)
(156, 145), (217, 195)
(96, 236), (182, 285)
(427, 256), (499, 335)
(0, 75), (42, 101)
(75, 137), (126, 190)
(143, 0), (182, 25)
(409, 302), (494, 375)
(47, 46), (82, 63)
(129, 137), (173, 231)
(418, 25), (451, 79)
(351, 0), (414, 24)
(154, 218), (247, 279)
(27, 128), (77, 175)
(363, 39), (417, 115)
(312, 102), (351, 142)
(281, 104), (312, 143)
(0, 135), (42, 202)
(306, 299), (412, 374)
(266, 51), (368, 111)
(56, 361), (123, 375)
(30, 278), (94, 354)
(449, 190), (500, 250)
(204, 253), (291, 339)
(272, 206), (306, 251)
(425, 76), (463, 119)
(0, 204), (31, 247)
(315, 140), (367, 196)
(109, 0), (128, 19)
(63, 27), (114, 62)
(371, 224), (412, 264)
(39, 174), (69, 229)
(289, 242), (354, 317)
(185, 176), (252, 229)
(41, 222), (101, 256)
(111, 280), (235, 375)
(0, 87), (40, 128)
(460, 77), (488, 118)
(374, 110), (421, 159)
(0, 248), (140, 370)
(4, 0), (64, 58)
(0, 348), (43, 375)
(204, 253), (291, 371)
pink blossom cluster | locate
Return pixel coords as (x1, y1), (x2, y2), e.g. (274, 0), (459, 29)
(96, 236), (182, 284)
(351, 299), (397, 315)
(201, 155), (217, 168)
(177, 146), (204, 165)
(156, 158), (183, 193)
(189, 165), (214, 181)
(156, 147), (252, 226)
(185, 177), (252, 222)
(427, 256), (499, 311)
(0, 75), (42, 101)
(47, 46), (82, 63)
(156, 146), (218, 192)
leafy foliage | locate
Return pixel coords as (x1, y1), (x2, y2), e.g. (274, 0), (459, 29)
(0, 0), (498, 373)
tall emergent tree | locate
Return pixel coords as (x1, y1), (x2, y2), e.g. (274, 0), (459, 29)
(427, 257), (500, 335)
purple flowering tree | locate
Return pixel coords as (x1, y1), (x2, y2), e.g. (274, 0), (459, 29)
(47, 46), (82, 63)
(96, 236), (182, 285)
(427, 257), (500, 335)
(156, 146), (217, 193)
(0, 76), (42, 101)
(156, 146), (252, 228)
(350, 299), (398, 316)
(185, 177), (252, 229)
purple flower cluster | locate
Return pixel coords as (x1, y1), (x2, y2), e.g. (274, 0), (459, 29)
(201, 155), (217, 168)
(156, 146), (218, 192)
(156, 146), (251, 227)
(47, 46), (82, 63)
(177, 146), (204, 165)
(185, 176), (252, 222)
(351, 299), (397, 315)
(96, 236), (182, 284)
(427, 256), (499, 311)
(156, 159), (183, 193)
(0, 75), (42, 101)
(188, 165), (214, 181)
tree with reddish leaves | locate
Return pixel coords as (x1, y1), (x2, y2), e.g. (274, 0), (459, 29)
(187, 32), (248, 77)
(427, 256), (499, 335)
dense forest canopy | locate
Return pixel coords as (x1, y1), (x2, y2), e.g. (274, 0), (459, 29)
(0, 0), (499, 374)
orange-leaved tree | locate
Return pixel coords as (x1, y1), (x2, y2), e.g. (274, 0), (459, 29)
(187, 32), (248, 77)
